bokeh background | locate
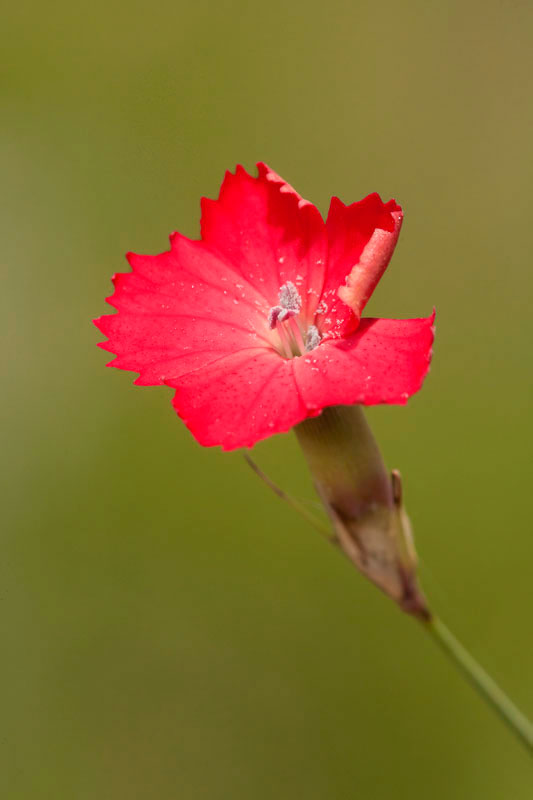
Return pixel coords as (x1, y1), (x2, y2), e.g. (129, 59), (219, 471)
(3, 0), (532, 797)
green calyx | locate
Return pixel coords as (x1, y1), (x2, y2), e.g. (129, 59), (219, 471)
(295, 405), (429, 619)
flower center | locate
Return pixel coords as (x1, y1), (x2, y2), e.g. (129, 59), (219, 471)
(267, 281), (321, 359)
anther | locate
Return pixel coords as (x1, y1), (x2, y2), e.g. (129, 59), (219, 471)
(305, 325), (321, 352)
(268, 281), (302, 329)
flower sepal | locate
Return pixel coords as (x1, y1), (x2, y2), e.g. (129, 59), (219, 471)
(295, 405), (430, 619)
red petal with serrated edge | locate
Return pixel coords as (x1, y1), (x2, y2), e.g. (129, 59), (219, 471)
(293, 313), (435, 409)
(201, 163), (327, 324)
(317, 194), (402, 340)
(168, 349), (315, 450)
(94, 242), (274, 386)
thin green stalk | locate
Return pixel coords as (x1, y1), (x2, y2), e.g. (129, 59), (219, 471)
(245, 446), (533, 756)
(423, 616), (533, 755)
(243, 453), (334, 542)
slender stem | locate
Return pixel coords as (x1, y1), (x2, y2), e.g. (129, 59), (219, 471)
(247, 422), (533, 756)
(423, 616), (533, 755)
(243, 453), (334, 542)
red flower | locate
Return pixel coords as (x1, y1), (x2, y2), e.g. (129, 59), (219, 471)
(95, 163), (434, 450)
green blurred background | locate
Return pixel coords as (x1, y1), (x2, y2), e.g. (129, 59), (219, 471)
(2, 0), (532, 796)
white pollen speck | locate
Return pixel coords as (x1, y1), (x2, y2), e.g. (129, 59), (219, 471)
(233, 299), (239, 304)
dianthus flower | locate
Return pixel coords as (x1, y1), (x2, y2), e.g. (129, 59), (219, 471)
(95, 163), (434, 450)
(93, 172), (533, 750)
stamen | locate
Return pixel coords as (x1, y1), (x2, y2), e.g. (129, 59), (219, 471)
(268, 281), (302, 329)
(267, 282), (320, 359)
(277, 320), (293, 359)
(305, 325), (321, 352)
(289, 317), (306, 355)
(267, 306), (283, 329)
(278, 281), (302, 314)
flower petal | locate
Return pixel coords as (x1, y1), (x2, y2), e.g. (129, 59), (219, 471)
(293, 313), (435, 409)
(317, 194), (403, 339)
(94, 243), (274, 386)
(168, 349), (313, 450)
(200, 163), (328, 323)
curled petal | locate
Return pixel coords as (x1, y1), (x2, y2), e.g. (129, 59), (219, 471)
(337, 209), (403, 322)
(318, 194), (403, 339)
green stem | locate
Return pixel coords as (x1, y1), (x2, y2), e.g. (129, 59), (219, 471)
(423, 616), (533, 755)
(243, 452), (334, 541)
